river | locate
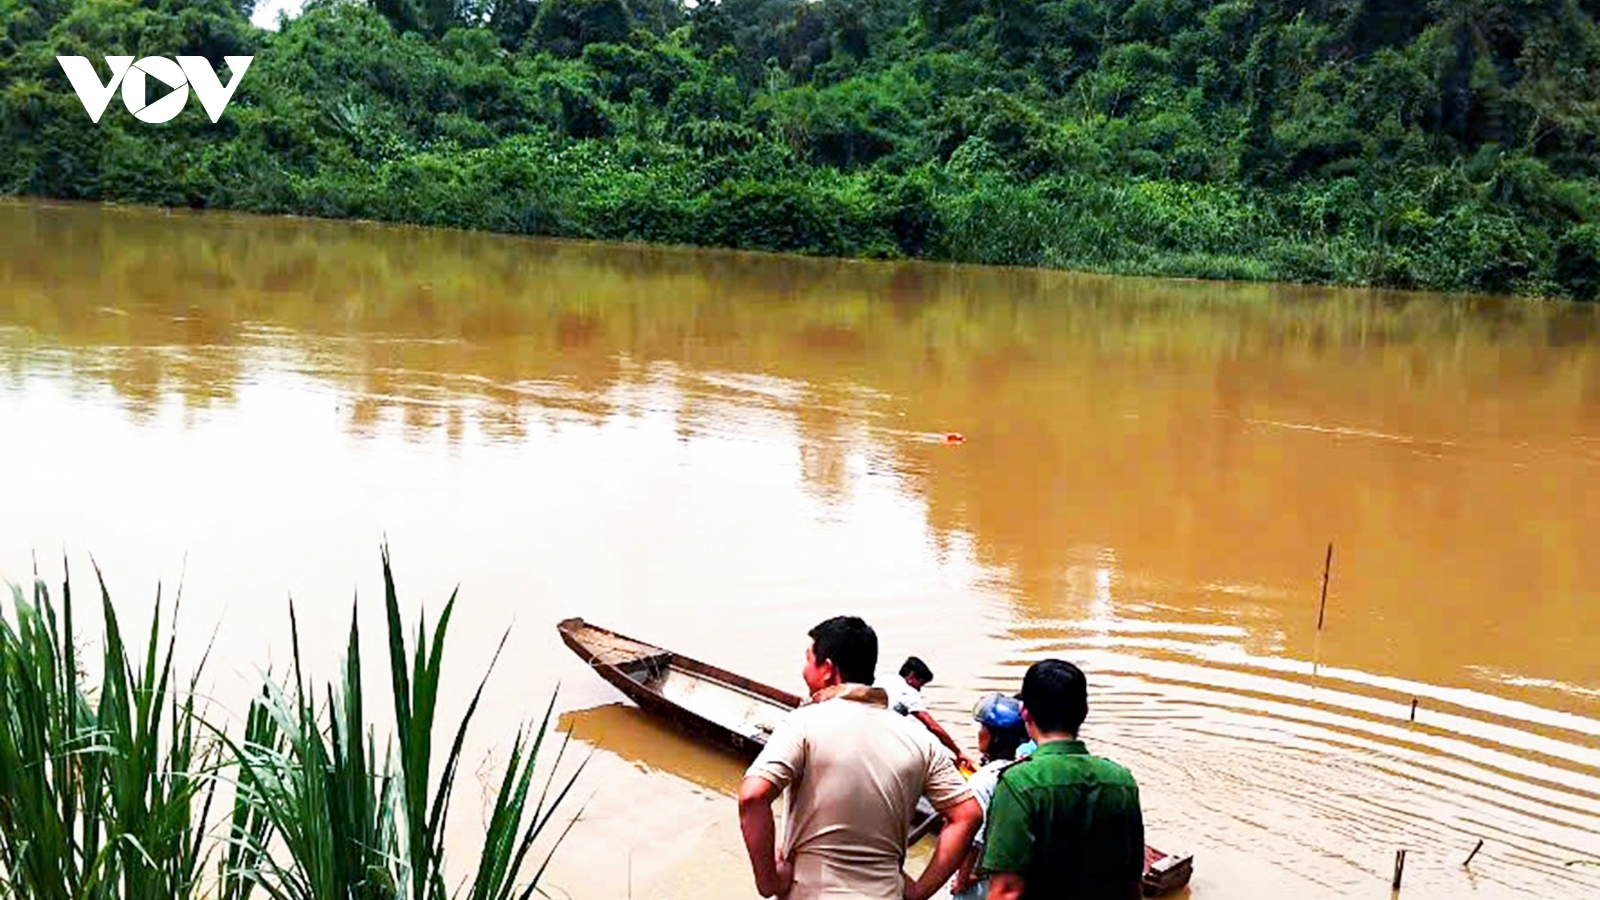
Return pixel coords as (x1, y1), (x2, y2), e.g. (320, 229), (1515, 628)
(1, 199), (1597, 899)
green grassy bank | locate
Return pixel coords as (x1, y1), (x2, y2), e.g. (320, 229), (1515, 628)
(3, 0), (1599, 300)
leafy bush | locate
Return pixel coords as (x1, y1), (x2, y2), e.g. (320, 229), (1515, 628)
(3, 0), (1599, 298)
(1555, 224), (1600, 302)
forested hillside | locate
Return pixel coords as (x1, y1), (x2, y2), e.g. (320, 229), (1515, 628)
(3, 0), (1598, 299)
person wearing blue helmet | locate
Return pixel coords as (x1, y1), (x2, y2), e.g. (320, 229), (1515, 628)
(943, 693), (1030, 900)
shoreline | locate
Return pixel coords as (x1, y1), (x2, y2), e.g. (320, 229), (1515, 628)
(1, 193), (1571, 309)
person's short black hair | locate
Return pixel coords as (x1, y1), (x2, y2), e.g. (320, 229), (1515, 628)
(899, 656), (933, 683)
(808, 616), (878, 685)
(1019, 659), (1088, 734)
(986, 723), (1027, 760)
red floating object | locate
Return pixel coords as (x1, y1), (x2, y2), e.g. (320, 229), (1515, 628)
(944, 432), (965, 443)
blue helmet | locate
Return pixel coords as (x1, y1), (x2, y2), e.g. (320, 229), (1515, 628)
(972, 693), (1024, 733)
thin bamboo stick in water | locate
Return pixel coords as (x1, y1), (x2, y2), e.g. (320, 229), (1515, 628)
(1317, 542), (1333, 631)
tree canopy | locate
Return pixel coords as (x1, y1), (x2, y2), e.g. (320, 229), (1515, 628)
(2, 0), (1598, 299)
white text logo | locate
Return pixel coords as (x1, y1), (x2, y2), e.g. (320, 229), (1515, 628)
(57, 56), (253, 124)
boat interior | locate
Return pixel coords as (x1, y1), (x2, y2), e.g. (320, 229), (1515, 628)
(569, 621), (789, 743)
(649, 667), (787, 743)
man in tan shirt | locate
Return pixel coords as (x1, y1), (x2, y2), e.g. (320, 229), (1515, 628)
(739, 616), (982, 900)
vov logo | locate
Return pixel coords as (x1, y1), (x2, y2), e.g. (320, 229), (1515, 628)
(57, 56), (253, 124)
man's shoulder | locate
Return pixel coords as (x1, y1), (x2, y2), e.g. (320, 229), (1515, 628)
(771, 697), (843, 735)
(977, 758), (1013, 777)
(786, 696), (856, 723)
(999, 750), (1139, 790)
(990, 755), (1037, 790)
(1085, 753), (1139, 786)
(968, 759), (1010, 797)
(872, 709), (963, 780)
(875, 679), (922, 715)
(790, 691), (901, 733)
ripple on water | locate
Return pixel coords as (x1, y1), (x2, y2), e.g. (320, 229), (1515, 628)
(981, 621), (1600, 899)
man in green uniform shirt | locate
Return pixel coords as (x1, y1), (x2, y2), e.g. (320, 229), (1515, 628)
(979, 659), (1145, 900)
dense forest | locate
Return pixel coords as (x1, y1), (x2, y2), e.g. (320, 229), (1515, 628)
(2, 0), (1598, 300)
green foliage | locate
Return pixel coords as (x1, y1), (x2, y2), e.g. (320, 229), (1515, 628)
(0, 552), (585, 900)
(3, 0), (1600, 298)
(583, 37), (696, 104)
(754, 75), (920, 168)
(0, 568), (215, 900)
(529, 0), (632, 58)
(1555, 223), (1600, 301)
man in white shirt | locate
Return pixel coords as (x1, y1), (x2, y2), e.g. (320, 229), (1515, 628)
(879, 656), (978, 773)
(738, 617), (982, 900)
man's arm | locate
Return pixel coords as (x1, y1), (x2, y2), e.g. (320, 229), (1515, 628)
(986, 873), (1025, 900)
(912, 710), (977, 770)
(906, 796), (981, 900)
(738, 776), (792, 898)
(951, 841), (982, 894)
(740, 714), (805, 898)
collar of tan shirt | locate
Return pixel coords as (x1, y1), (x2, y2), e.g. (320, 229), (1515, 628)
(807, 682), (890, 707)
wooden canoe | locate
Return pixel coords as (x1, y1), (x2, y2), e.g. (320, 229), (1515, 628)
(557, 617), (1194, 896)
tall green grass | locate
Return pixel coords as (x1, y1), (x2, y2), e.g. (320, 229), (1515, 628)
(0, 550), (586, 900)
(0, 564), (216, 900)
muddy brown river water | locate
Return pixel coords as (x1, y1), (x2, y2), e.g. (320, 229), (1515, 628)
(2, 200), (1597, 898)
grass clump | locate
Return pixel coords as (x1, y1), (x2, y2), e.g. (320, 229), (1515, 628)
(0, 547), (585, 900)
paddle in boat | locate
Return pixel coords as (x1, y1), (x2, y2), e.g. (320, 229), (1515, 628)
(557, 616), (1195, 896)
